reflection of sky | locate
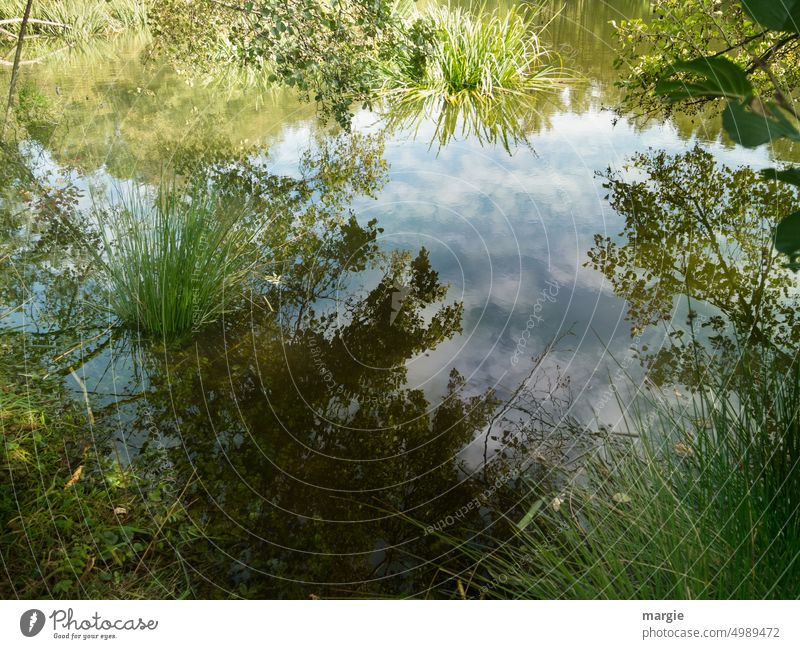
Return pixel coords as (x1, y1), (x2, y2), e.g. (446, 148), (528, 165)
(258, 105), (784, 430)
(8, 13), (787, 437)
(14, 96), (782, 438)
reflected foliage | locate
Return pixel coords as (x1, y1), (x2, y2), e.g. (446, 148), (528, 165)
(133, 236), (583, 597)
(382, 92), (543, 153)
(1, 37), (315, 181)
(149, 0), (399, 127)
(588, 146), (800, 384)
(0, 142), (93, 342)
(0, 131), (389, 374)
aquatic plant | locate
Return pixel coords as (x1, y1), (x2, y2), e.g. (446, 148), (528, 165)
(444, 352), (800, 599)
(94, 180), (259, 338)
(380, 4), (570, 104)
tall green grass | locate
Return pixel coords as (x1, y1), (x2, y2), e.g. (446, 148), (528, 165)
(94, 181), (258, 338)
(381, 4), (570, 104)
(451, 354), (800, 598)
(0, 0), (148, 40)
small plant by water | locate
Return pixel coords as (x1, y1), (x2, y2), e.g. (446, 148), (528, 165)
(381, 4), (570, 104)
(94, 180), (258, 338)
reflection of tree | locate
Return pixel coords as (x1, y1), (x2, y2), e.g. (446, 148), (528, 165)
(6, 36), (315, 182)
(139, 242), (494, 596)
(144, 259), (586, 597)
(587, 146), (800, 383)
(134, 219), (585, 598)
(0, 143), (94, 347)
(0, 131), (389, 374)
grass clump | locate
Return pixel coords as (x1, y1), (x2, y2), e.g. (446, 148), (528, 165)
(451, 354), (800, 599)
(0, 0), (149, 41)
(381, 4), (570, 104)
(94, 180), (259, 338)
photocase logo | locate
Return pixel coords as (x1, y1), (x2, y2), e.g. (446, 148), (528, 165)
(20, 609), (45, 637)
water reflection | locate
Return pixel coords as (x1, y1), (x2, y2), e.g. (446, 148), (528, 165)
(381, 91), (558, 153)
(3, 0), (796, 598)
(135, 232), (586, 597)
(587, 145), (800, 385)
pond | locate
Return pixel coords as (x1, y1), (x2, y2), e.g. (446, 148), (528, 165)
(2, 0), (798, 597)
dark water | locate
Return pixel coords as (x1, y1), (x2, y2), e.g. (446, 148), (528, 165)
(2, 1), (798, 596)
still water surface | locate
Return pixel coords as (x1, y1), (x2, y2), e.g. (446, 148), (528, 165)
(2, 1), (795, 596)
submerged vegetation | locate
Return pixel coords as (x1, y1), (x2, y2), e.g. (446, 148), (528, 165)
(0, 348), (204, 598)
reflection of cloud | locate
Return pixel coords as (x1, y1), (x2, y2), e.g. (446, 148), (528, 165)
(348, 106), (783, 422)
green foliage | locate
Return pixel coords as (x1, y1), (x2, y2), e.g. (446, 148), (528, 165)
(93, 179), (260, 337)
(0, 363), (204, 598)
(149, 0), (401, 127)
(446, 353), (800, 599)
(653, 57), (753, 103)
(646, 1), (800, 268)
(148, 1), (573, 128)
(380, 4), (570, 103)
(741, 0), (800, 31)
(613, 0), (800, 118)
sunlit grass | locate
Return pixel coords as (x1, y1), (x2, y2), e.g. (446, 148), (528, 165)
(93, 180), (259, 338)
(445, 353), (800, 598)
(0, 0), (148, 41)
(380, 4), (571, 104)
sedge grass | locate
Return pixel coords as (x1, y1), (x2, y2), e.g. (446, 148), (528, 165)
(380, 4), (572, 105)
(93, 180), (259, 338)
(447, 353), (800, 599)
(0, 0), (148, 41)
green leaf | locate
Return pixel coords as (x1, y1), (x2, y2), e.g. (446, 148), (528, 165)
(53, 579), (73, 594)
(654, 57), (753, 102)
(761, 167), (800, 186)
(774, 211), (800, 259)
(516, 498), (544, 530)
(721, 100), (800, 146)
(741, 0), (800, 33)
